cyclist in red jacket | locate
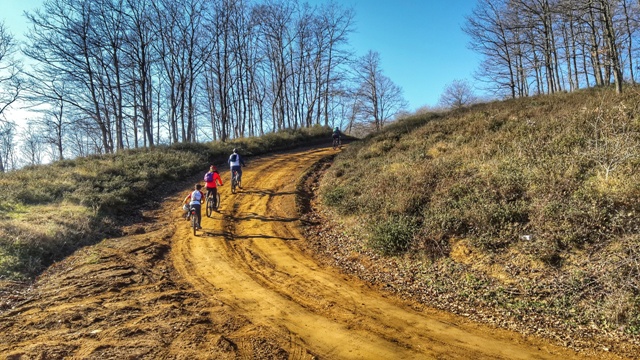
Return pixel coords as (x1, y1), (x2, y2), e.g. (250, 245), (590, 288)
(204, 165), (223, 204)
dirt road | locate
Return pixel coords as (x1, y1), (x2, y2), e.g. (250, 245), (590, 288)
(0, 146), (622, 359)
(171, 147), (604, 359)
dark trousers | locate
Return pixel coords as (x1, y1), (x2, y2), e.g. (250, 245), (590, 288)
(190, 203), (202, 225)
(206, 187), (218, 201)
(231, 165), (243, 183)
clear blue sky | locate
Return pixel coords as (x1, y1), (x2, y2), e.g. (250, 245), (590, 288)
(333, 0), (482, 110)
(2, 0), (481, 113)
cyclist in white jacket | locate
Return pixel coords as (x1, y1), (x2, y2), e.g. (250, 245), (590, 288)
(183, 184), (204, 228)
(228, 148), (246, 188)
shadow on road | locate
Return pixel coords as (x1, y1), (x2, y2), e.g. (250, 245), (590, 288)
(201, 229), (297, 242)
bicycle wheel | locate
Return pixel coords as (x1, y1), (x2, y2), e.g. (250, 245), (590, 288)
(231, 176), (237, 194)
(191, 211), (197, 236)
(206, 196), (213, 217)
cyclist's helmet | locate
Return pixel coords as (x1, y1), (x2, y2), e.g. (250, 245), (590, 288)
(334, 127), (339, 131)
(210, 165), (217, 171)
(232, 148), (237, 153)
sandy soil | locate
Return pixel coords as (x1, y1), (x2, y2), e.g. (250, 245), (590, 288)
(0, 146), (627, 359)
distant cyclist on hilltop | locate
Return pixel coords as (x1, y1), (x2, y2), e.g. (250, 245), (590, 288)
(332, 127), (342, 149)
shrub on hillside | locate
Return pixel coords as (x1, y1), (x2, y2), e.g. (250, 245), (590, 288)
(368, 215), (418, 255)
(320, 185), (359, 215)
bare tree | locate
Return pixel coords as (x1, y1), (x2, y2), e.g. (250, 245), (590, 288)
(254, 0), (296, 132)
(24, 0), (116, 153)
(0, 21), (21, 172)
(438, 79), (478, 109)
(509, 0), (563, 94)
(21, 51), (82, 161)
(596, 0), (623, 93)
(354, 50), (407, 131)
(464, 0), (519, 98)
(153, 0), (212, 143)
(123, 0), (157, 147)
(204, 0), (243, 141)
(0, 121), (16, 172)
(20, 121), (47, 166)
(0, 21), (22, 121)
(620, 0), (636, 84)
(464, 0), (640, 98)
(316, 1), (354, 127)
(90, 0), (128, 151)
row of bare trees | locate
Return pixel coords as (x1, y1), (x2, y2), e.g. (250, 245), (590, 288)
(0, 0), (407, 169)
(464, 0), (639, 98)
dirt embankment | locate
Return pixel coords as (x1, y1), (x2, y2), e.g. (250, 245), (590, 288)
(0, 147), (631, 359)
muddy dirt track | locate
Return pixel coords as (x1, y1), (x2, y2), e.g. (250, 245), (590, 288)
(0, 146), (626, 359)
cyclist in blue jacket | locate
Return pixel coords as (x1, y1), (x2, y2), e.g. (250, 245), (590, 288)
(332, 127), (342, 148)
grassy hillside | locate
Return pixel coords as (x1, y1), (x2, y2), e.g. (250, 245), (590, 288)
(0, 126), (330, 280)
(319, 87), (640, 338)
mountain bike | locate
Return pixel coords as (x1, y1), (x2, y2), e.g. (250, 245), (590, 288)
(332, 136), (341, 150)
(205, 191), (220, 217)
(231, 170), (241, 194)
(190, 206), (199, 236)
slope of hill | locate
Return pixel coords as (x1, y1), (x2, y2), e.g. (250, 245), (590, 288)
(315, 86), (640, 354)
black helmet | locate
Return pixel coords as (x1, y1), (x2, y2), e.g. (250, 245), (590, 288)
(232, 148), (237, 153)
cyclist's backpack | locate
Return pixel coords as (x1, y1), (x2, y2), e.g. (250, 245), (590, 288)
(230, 154), (238, 162)
(204, 172), (213, 182)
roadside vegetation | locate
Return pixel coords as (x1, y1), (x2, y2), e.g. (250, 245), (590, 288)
(0, 126), (330, 280)
(319, 86), (640, 340)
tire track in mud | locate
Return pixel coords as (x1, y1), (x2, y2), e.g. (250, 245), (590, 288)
(171, 147), (603, 360)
